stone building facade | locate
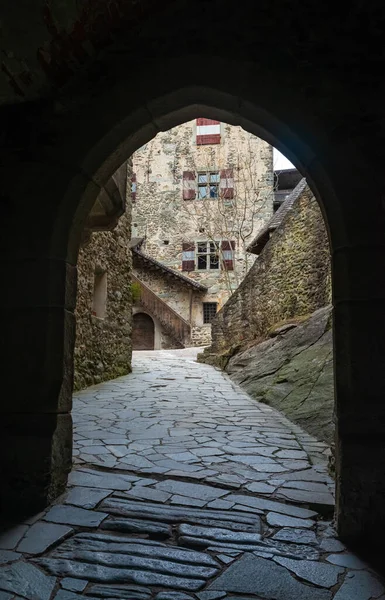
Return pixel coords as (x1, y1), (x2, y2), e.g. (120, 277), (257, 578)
(201, 179), (332, 360)
(74, 165), (133, 389)
(131, 119), (274, 347)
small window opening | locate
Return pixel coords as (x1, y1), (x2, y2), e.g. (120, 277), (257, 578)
(203, 302), (218, 324)
(163, 240), (169, 245)
(92, 270), (107, 318)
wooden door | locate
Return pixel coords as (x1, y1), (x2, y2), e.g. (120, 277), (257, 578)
(132, 313), (155, 350)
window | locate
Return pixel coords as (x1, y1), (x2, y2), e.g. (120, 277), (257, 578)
(203, 302), (218, 324)
(183, 169), (234, 201)
(196, 119), (221, 145)
(182, 240), (235, 271)
(197, 172), (220, 199)
(197, 241), (219, 270)
(92, 270), (107, 318)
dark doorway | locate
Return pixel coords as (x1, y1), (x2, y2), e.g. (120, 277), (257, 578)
(132, 313), (155, 350)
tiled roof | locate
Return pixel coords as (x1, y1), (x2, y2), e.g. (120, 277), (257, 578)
(132, 248), (208, 292)
(247, 177), (308, 255)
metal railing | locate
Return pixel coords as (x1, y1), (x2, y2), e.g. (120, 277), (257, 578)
(132, 275), (191, 345)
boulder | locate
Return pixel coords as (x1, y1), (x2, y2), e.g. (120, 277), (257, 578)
(226, 306), (334, 445)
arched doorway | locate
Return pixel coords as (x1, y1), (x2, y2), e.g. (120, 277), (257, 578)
(132, 313), (155, 350)
(1, 1), (384, 549)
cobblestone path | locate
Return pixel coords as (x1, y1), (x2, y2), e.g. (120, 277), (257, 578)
(0, 349), (383, 599)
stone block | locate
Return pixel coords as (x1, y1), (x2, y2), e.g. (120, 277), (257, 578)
(1, 307), (73, 413)
(0, 413), (71, 519)
(17, 522), (73, 554)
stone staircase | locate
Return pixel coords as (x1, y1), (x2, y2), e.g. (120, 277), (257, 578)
(132, 274), (191, 346)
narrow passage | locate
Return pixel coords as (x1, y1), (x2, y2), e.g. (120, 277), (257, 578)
(0, 349), (383, 600)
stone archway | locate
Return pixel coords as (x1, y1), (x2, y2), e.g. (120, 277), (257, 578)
(1, 1), (384, 550)
(132, 313), (155, 351)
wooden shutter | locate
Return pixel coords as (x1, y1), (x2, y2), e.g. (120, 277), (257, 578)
(183, 171), (196, 200)
(131, 173), (137, 202)
(221, 240), (235, 270)
(182, 242), (195, 271)
(220, 168), (234, 199)
(196, 118), (221, 145)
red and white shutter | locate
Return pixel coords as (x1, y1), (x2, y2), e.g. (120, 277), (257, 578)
(220, 168), (234, 199)
(183, 171), (196, 200)
(182, 242), (195, 271)
(131, 173), (137, 202)
(196, 118), (221, 145)
(221, 240), (235, 270)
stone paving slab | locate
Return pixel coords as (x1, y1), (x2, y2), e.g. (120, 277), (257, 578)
(0, 561), (56, 600)
(208, 554), (333, 599)
(101, 516), (171, 536)
(0, 525), (28, 550)
(72, 350), (334, 505)
(64, 487), (112, 509)
(271, 527), (317, 545)
(17, 522), (73, 554)
(0, 550), (21, 564)
(61, 577), (88, 592)
(44, 505), (107, 528)
(86, 583), (152, 598)
(99, 497), (262, 531)
(266, 511), (314, 528)
(1, 350), (384, 600)
(273, 556), (344, 587)
(333, 571), (385, 600)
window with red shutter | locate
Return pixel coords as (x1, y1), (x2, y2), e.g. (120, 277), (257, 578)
(220, 169), (234, 199)
(183, 171), (196, 200)
(221, 240), (235, 270)
(131, 173), (137, 202)
(196, 118), (221, 145)
(182, 242), (195, 271)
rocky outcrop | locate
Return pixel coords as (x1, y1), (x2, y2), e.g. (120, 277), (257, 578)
(225, 306), (334, 446)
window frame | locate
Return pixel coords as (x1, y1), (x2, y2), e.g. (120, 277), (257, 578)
(196, 240), (220, 271)
(197, 171), (220, 200)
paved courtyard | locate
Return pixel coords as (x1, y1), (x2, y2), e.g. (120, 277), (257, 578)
(0, 349), (383, 599)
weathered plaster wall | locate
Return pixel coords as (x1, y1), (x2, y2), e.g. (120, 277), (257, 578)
(205, 185), (331, 357)
(74, 169), (132, 389)
(132, 120), (274, 345)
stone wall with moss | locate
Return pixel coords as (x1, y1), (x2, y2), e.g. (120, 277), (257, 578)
(74, 171), (132, 390)
(204, 184), (331, 359)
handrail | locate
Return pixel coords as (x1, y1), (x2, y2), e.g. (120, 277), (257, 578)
(132, 274), (191, 344)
